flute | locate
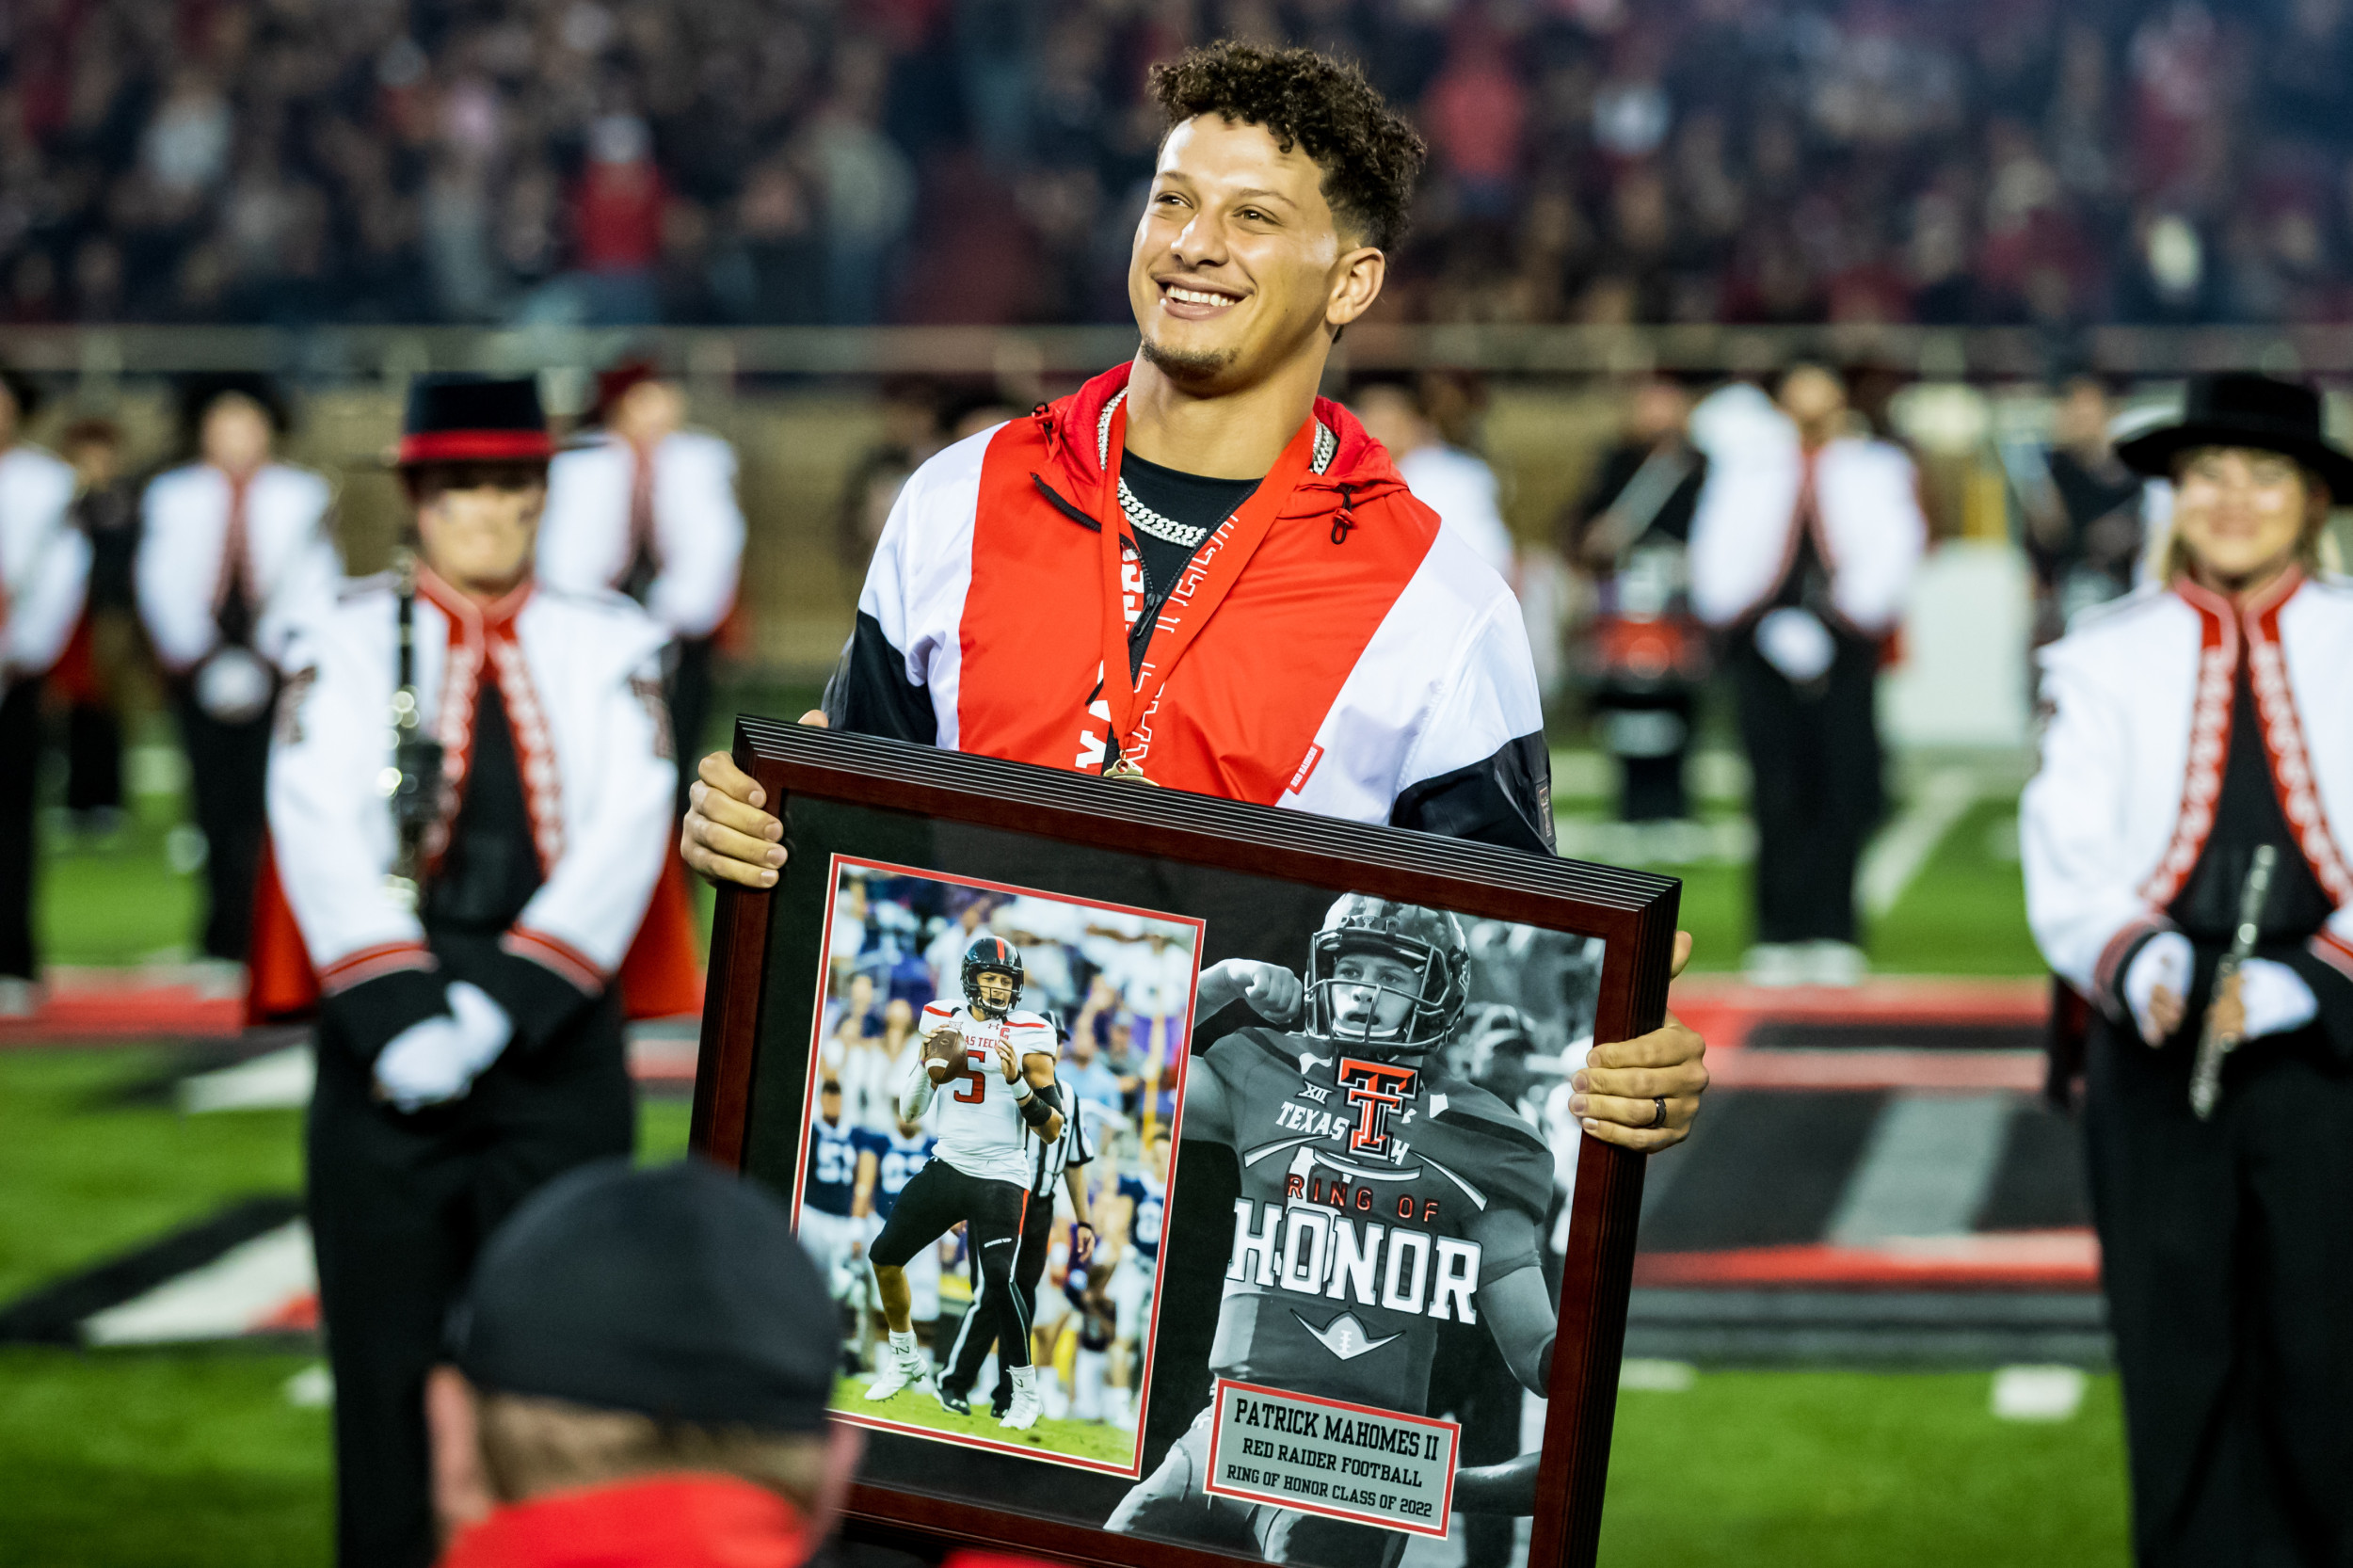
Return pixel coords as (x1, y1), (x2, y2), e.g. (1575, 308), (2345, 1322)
(2189, 843), (2277, 1122)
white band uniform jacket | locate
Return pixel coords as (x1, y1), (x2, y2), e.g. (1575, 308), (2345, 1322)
(537, 430), (744, 639)
(1685, 384), (1926, 633)
(0, 443), (88, 686)
(267, 575), (675, 1008)
(136, 461), (342, 670)
(2022, 569), (2353, 1005)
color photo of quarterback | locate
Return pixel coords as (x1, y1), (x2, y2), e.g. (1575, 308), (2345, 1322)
(792, 856), (1204, 1477)
(1109, 894), (1579, 1568)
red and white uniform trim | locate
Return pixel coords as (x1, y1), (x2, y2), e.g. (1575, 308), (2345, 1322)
(1685, 382), (1928, 634)
(2022, 568), (2353, 1003)
(538, 430), (744, 639)
(267, 570), (674, 995)
(318, 939), (438, 996)
(136, 461), (341, 671)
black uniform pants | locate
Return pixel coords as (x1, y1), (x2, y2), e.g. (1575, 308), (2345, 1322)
(1731, 631), (1882, 946)
(0, 678), (41, 980)
(173, 686), (273, 962)
(872, 1160), (1034, 1370)
(2084, 1014), (2353, 1568)
(945, 1179), (1055, 1400)
(307, 987), (632, 1568)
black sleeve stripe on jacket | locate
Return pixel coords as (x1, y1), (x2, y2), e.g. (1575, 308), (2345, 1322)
(823, 611), (937, 744)
(1389, 731), (1556, 856)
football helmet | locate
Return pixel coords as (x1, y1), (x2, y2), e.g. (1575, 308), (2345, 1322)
(961, 935), (1025, 1018)
(1304, 895), (1469, 1057)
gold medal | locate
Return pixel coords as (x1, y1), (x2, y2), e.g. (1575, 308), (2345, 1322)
(1103, 757), (1159, 785)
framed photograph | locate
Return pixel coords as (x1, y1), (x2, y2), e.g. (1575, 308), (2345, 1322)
(691, 719), (1681, 1568)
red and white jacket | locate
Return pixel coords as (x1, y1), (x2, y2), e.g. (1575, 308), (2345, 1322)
(260, 570), (693, 1051)
(0, 443), (88, 690)
(2022, 568), (2353, 1005)
(136, 461), (342, 671)
(1686, 383), (1926, 634)
(538, 430), (744, 639)
(828, 363), (1554, 853)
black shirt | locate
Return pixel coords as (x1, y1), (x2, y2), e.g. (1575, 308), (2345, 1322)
(2167, 657), (2334, 947)
(424, 679), (545, 934)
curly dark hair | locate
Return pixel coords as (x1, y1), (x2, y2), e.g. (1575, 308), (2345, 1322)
(1147, 41), (1427, 253)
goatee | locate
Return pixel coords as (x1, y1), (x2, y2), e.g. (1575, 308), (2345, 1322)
(1140, 337), (1238, 387)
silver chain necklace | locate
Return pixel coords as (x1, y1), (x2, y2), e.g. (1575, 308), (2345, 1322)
(1117, 478), (1219, 548)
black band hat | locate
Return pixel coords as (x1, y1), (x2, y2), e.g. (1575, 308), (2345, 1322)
(2115, 372), (2353, 501)
(398, 375), (553, 467)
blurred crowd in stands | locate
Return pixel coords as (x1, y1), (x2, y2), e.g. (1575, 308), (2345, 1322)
(8, 0), (2353, 328)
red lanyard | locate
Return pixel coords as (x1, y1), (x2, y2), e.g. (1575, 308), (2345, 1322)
(1093, 399), (1320, 779)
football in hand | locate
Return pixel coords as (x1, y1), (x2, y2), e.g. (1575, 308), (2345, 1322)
(922, 1026), (962, 1082)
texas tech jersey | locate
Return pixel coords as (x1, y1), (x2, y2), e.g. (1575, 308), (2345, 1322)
(1205, 1025), (1552, 1413)
(914, 1000), (1059, 1187)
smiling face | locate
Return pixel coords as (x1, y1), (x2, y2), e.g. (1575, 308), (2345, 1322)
(1330, 951), (1421, 1039)
(1128, 114), (1384, 397)
(2170, 444), (2321, 590)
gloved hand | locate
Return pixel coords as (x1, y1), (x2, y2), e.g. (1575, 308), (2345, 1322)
(2123, 931), (2193, 1046)
(2234, 958), (2318, 1042)
(373, 982), (517, 1112)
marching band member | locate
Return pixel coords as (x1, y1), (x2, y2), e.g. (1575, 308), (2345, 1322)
(2022, 373), (2353, 1568)
(1688, 366), (1926, 986)
(537, 363), (744, 810)
(260, 376), (690, 1568)
(137, 375), (341, 969)
(0, 367), (90, 1016)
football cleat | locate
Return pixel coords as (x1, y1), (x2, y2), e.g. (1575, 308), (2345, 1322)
(864, 1347), (931, 1402)
(999, 1384), (1043, 1432)
(935, 1381), (972, 1416)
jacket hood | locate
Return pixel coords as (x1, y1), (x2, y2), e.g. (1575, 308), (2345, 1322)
(1032, 360), (1412, 520)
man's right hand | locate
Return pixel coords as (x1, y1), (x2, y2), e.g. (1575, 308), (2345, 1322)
(680, 710), (823, 888)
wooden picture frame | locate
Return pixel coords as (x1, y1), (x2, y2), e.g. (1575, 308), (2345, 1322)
(690, 717), (1682, 1568)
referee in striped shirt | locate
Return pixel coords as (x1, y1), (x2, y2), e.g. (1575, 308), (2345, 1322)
(937, 1057), (1099, 1419)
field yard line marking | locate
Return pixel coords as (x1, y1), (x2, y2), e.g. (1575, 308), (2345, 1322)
(82, 1221), (315, 1345)
(1824, 1093), (2012, 1247)
(1859, 767), (1980, 920)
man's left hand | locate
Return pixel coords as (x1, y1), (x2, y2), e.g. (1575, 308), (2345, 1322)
(1572, 931), (1707, 1152)
(1073, 1223), (1096, 1265)
(993, 1039), (1021, 1082)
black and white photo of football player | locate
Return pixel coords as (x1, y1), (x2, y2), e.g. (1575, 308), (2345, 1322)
(1108, 895), (1612, 1568)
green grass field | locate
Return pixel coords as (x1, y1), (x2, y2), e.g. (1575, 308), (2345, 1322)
(833, 1376), (1140, 1467)
(0, 1049), (2130, 1567)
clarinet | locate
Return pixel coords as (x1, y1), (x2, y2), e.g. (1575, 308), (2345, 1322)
(382, 552), (445, 911)
(2189, 843), (2278, 1122)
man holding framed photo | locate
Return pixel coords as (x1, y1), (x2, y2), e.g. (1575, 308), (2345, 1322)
(678, 40), (1706, 1153)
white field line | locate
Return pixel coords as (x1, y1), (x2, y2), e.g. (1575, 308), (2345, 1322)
(1858, 767), (1981, 920)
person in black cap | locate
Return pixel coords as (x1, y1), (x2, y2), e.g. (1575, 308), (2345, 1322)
(424, 1160), (864, 1568)
(2022, 372), (2353, 1567)
(136, 373), (341, 977)
(256, 376), (694, 1568)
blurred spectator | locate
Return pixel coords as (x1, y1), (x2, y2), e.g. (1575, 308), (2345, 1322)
(1688, 367), (1926, 987)
(1353, 374), (1515, 575)
(2001, 375), (2150, 647)
(56, 416), (143, 833)
(425, 1160), (864, 1568)
(540, 363), (744, 807)
(1563, 375), (1710, 824)
(136, 376), (341, 976)
(11, 0), (2353, 328)
(0, 368), (90, 1016)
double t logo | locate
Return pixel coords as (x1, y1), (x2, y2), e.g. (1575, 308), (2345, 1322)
(1335, 1059), (1420, 1156)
